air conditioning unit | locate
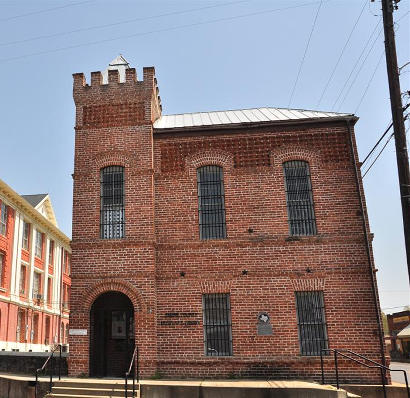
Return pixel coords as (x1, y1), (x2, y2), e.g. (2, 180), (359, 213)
(61, 344), (69, 353)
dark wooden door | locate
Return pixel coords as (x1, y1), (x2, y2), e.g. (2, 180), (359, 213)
(90, 292), (134, 377)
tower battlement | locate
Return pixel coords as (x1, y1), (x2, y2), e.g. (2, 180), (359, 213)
(73, 60), (161, 128)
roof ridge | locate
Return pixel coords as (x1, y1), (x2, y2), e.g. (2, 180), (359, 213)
(159, 106), (351, 117)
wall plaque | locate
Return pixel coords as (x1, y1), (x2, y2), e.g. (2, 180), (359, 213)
(257, 312), (273, 336)
(69, 329), (87, 336)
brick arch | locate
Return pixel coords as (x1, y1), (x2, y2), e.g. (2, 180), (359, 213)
(83, 279), (147, 312)
(92, 150), (133, 169)
(291, 277), (326, 291)
(185, 150), (234, 174)
(271, 146), (322, 167)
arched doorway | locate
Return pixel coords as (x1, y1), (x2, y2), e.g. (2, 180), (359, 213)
(90, 291), (134, 377)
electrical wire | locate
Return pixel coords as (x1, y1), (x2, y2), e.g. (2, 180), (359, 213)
(0, 0), (95, 23)
(361, 122), (393, 167)
(331, 19), (382, 111)
(362, 133), (394, 178)
(288, 0), (324, 107)
(316, 0), (367, 107)
(354, 49), (385, 113)
(362, 124), (410, 178)
(335, 26), (383, 111)
(0, 1), (325, 63)
(0, 0), (250, 48)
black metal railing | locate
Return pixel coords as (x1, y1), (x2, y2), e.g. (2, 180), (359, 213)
(35, 344), (62, 398)
(320, 348), (410, 398)
(125, 345), (139, 398)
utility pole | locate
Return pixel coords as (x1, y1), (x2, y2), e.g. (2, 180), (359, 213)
(380, 0), (410, 284)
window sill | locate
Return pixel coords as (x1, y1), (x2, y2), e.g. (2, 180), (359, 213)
(0, 287), (7, 293)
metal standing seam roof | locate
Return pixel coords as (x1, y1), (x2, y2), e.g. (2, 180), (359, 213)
(153, 107), (353, 130)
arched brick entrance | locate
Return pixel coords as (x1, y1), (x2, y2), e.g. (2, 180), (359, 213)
(89, 291), (134, 377)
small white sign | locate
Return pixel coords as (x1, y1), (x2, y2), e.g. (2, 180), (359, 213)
(69, 329), (87, 336)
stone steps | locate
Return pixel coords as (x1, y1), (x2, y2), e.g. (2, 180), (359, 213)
(46, 380), (139, 398)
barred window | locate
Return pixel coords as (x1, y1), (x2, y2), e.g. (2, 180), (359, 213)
(295, 291), (328, 356)
(35, 230), (43, 259)
(0, 203), (7, 236)
(100, 166), (125, 239)
(283, 160), (317, 236)
(202, 293), (233, 356)
(197, 166), (226, 240)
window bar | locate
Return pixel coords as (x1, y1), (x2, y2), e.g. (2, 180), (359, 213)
(197, 166), (227, 240)
(284, 161), (317, 236)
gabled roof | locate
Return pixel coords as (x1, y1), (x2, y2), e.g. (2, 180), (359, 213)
(21, 193), (58, 227)
(153, 107), (354, 131)
(397, 324), (410, 338)
(21, 194), (47, 208)
(0, 179), (69, 245)
(102, 54), (130, 84)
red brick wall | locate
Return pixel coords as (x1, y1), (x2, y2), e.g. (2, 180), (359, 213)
(70, 67), (385, 383)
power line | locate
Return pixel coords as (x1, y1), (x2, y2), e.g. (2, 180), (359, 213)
(355, 49), (385, 113)
(0, 0), (95, 23)
(361, 122), (393, 167)
(0, 1), (325, 63)
(288, 0), (324, 107)
(335, 26), (383, 111)
(361, 104), (410, 167)
(316, 0), (367, 108)
(331, 19), (382, 111)
(362, 123), (410, 179)
(362, 133), (394, 178)
(0, 0), (250, 48)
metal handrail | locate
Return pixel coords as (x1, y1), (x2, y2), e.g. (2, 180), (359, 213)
(320, 348), (410, 398)
(125, 345), (139, 398)
(35, 344), (62, 398)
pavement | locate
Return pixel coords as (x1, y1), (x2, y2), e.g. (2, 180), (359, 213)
(390, 361), (410, 385)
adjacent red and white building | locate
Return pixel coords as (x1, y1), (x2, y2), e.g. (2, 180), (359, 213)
(0, 178), (71, 352)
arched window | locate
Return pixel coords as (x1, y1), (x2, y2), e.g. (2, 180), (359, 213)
(283, 160), (317, 236)
(197, 165), (226, 240)
(100, 166), (125, 239)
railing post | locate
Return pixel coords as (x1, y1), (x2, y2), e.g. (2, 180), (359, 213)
(59, 344), (62, 381)
(403, 370), (410, 398)
(137, 346), (139, 384)
(125, 373), (128, 398)
(35, 370), (38, 398)
(334, 350), (339, 390)
(49, 352), (53, 392)
(380, 367), (387, 398)
(320, 350), (325, 384)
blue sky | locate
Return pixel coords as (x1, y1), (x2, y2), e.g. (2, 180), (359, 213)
(0, 0), (408, 312)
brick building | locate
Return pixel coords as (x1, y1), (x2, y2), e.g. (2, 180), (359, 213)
(69, 56), (386, 382)
(385, 310), (410, 359)
(0, 178), (71, 353)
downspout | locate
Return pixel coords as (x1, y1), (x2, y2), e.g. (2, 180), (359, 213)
(346, 119), (387, 369)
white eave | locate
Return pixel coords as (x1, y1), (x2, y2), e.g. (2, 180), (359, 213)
(153, 107), (355, 131)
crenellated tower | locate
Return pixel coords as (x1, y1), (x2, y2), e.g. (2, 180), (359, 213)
(70, 57), (160, 377)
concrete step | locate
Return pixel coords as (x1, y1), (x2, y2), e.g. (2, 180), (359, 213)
(47, 395), (139, 398)
(52, 380), (139, 390)
(51, 386), (129, 396)
(47, 381), (140, 398)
